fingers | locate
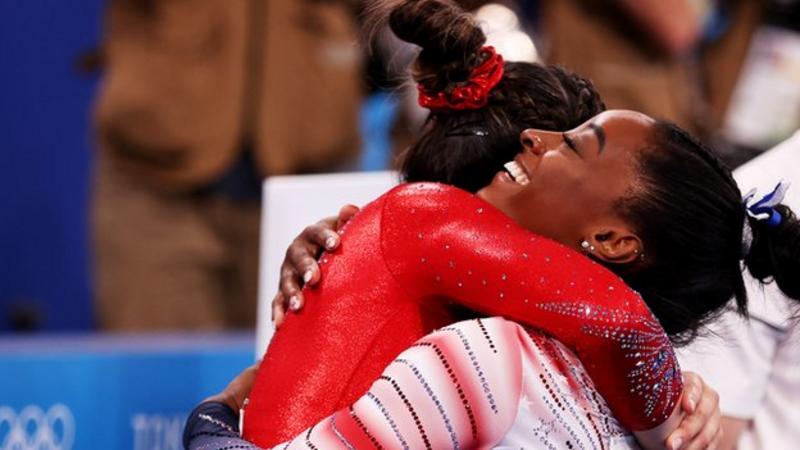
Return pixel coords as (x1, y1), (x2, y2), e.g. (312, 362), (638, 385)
(289, 220), (340, 286)
(286, 241), (322, 287)
(671, 381), (721, 450)
(666, 372), (705, 450)
(683, 404), (721, 450)
(706, 428), (723, 450)
(279, 264), (304, 312)
(272, 292), (287, 329)
(301, 220), (341, 255)
(276, 215), (343, 316)
(681, 372), (703, 414)
(336, 204), (360, 229)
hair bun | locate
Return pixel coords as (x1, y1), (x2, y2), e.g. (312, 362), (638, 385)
(387, 0), (486, 92)
(744, 204), (800, 301)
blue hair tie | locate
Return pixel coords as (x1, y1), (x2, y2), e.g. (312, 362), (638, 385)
(743, 181), (790, 227)
(767, 209), (784, 228)
(741, 181), (791, 258)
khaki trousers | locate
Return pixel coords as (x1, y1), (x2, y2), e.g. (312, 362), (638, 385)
(92, 158), (260, 331)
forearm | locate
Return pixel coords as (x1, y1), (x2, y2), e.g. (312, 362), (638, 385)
(184, 402), (260, 450)
(382, 184), (682, 431)
(633, 402), (684, 450)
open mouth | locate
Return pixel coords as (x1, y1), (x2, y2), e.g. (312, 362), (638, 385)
(503, 161), (530, 185)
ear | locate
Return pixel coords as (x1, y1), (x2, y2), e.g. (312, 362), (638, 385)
(583, 225), (643, 266)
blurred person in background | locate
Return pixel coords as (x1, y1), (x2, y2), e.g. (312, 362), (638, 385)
(715, 0), (800, 166)
(91, 0), (363, 330)
(538, 0), (761, 140)
(361, 0), (800, 171)
(677, 130), (800, 450)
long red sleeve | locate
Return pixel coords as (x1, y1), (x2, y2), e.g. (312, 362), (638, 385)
(379, 183), (681, 430)
(244, 183), (681, 447)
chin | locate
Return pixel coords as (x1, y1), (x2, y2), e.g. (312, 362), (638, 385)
(475, 186), (507, 214)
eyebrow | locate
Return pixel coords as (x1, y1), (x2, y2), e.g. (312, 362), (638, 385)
(589, 123), (606, 153)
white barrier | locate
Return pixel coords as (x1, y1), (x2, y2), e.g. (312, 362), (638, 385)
(255, 171), (399, 355)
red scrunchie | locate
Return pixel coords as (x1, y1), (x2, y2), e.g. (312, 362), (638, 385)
(417, 46), (505, 112)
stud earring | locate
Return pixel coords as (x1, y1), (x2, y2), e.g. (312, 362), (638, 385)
(580, 240), (595, 253)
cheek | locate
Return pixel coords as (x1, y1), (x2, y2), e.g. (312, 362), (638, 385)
(530, 163), (586, 204)
(588, 160), (637, 207)
(513, 172), (606, 230)
(507, 179), (586, 239)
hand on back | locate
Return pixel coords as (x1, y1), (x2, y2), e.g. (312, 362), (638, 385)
(272, 204), (360, 327)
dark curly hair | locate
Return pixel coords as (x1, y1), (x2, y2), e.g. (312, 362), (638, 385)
(372, 0), (605, 192)
(373, 0), (800, 343)
(621, 122), (800, 343)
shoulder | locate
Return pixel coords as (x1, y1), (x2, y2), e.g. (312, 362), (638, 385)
(427, 317), (526, 365)
(383, 182), (473, 203)
(426, 318), (526, 434)
(380, 182), (495, 218)
(450, 316), (527, 339)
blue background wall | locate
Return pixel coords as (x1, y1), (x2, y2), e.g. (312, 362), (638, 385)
(0, 1), (103, 331)
(0, 334), (254, 449)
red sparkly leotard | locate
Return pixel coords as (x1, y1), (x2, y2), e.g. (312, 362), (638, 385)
(243, 183), (681, 447)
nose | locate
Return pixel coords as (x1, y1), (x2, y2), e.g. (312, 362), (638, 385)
(520, 129), (556, 156)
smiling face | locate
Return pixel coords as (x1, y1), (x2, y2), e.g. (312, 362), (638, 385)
(477, 110), (654, 259)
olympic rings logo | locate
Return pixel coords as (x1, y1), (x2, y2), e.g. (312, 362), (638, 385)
(0, 404), (75, 450)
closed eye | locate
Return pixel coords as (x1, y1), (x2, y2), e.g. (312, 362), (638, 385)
(562, 133), (579, 155)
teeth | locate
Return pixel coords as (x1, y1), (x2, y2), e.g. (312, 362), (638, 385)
(503, 161), (530, 185)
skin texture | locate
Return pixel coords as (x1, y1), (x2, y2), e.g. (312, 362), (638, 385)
(272, 204), (359, 325)
(269, 111), (723, 449)
(673, 372), (722, 450)
(477, 110), (651, 265)
(204, 361), (260, 413)
(276, 110), (654, 317)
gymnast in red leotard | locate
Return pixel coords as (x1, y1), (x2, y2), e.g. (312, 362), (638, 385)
(236, 2), (758, 448)
(244, 179), (682, 447)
